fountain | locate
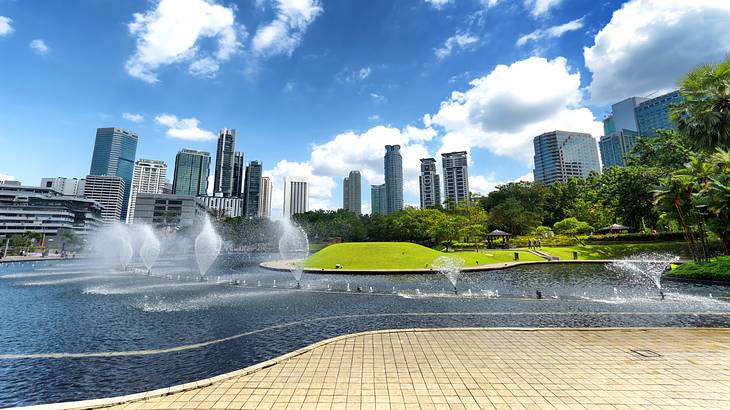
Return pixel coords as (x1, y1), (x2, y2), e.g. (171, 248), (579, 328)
(194, 217), (222, 278)
(609, 253), (674, 299)
(278, 219), (309, 288)
(432, 256), (465, 294)
(138, 225), (160, 274)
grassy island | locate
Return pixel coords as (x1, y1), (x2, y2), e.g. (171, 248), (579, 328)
(665, 257), (730, 282)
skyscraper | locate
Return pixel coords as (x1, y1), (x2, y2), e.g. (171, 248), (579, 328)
(441, 151), (469, 206)
(343, 170), (362, 215)
(126, 159), (167, 224)
(533, 131), (601, 184)
(84, 175), (126, 223)
(232, 152), (244, 198)
(419, 158), (441, 209)
(636, 90), (681, 136)
(283, 176), (308, 217)
(243, 161), (263, 217)
(384, 145), (403, 215)
(214, 128), (236, 197)
(370, 184), (387, 215)
(598, 130), (638, 169)
(258, 176), (273, 219)
(89, 127), (138, 221)
(173, 149), (211, 196)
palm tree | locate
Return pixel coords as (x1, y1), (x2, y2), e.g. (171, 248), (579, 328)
(653, 173), (700, 261)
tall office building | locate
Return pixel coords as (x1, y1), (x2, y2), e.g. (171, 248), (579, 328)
(533, 131), (601, 185)
(441, 151), (469, 206)
(214, 128), (236, 197)
(370, 184), (387, 215)
(40, 177), (85, 196)
(283, 176), (308, 218)
(84, 175), (126, 223)
(599, 130), (638, 169)
(172, 149), (210, 196)
(384, 145), (403, 215)
(232, 152), (244, 198)
(126, 159), (167, 224)
(89, 127), (138, 221)
(599, 97), (645, 168)
(258, 176), (273, 219)
(419, 158), (441, 209)
(343, 170), (362, 215)
(243, 161), (263, 217)
(636, 90), (681, 136)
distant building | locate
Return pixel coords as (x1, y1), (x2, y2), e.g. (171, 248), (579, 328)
(533, 131), (601, 185)
(343, 170), (362, 215)
(197, 196), (244, 218)
(599, 130), (639, 169)
(40, 177), (85, 196)
(384, 145), (403, 215)
(636, 90), (681, 136)
(441, 151), (469, 206)
(419, 158), (441, 209)
(283, 176), (308, 217)
(232, 152), (244, 198)
(89, 127), (138, 221)
(243, 161), (263, 217)
(258, 176), (273, 219)
(83, 175), (126, 223)
(126, 159), (167, 224)
(172, 149), (210, 196)
(162, 180), (173, 194)
(370, 184), (387, 215)
(214, 128), (236, 197)
(0, 185), (103, 243)
(133, 193), (202, 228)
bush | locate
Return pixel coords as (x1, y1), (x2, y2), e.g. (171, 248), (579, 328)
(588, 232), (687, 242)
(667, 256), (730, 281)
(553, 218), (593, 235)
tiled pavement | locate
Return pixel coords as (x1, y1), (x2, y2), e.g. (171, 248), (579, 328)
(110, 328), (730, 409)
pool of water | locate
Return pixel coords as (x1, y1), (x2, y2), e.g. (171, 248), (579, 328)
(1, 255), (729, 407)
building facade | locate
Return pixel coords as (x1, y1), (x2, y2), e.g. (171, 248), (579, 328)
(126, 159), (167, 224)
(343, 170), (362, 215)
(83, 175), (126, 223)
(133, 193), (201, 228)
(258, 176), (273, 219)
(419, 158), (441, 209)
(214, 128), (236, 197)
(40, 177), (85, 196)
(441, 151), (469, 206)
(384, 145), (403, 215)
(533, 131), (601, 185)
(243, 161), (263, 217)
(196, 196), (244, 218)
(89, 127), (138, 221)
(636, 90), (681, 136)
(370, 184), (387, 215)
(598, 129), (639, 168)
(232, 152), (244, 198)
(172, 149), (210, 196)
(283, 176), (308, 218)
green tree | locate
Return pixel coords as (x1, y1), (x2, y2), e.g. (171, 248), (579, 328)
(553, 217), (593, 236)
(486, 198), (542, 235)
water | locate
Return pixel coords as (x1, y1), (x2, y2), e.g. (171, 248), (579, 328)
(195, 217), (222, 277)
(1, 256), (729, 406)
(139, 225), (160, 273)
(432, 256), (465, 293)
(278, 219), (309, 285)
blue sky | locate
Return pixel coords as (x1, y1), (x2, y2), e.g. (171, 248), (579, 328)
(1, 0), (729, 215)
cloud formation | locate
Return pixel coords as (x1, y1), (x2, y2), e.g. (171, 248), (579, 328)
(155, 114), (216, 141)
(0, 16), (13, 37)
(29, 39), (49, 55)
(584, 0), (730, 105)
(435, 33), (479, 60)
(524, 0), (562, 17)
(424, 0), (452, 10)
(516, 17), (583, 46)
(122, 112), (144, 123)
(251, 0), (322, 58)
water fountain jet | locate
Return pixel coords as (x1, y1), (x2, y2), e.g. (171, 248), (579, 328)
(194, 217), (222, 278)
(432, 256), (465, 294)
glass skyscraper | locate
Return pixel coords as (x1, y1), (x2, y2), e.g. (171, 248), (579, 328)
(370, 184), (387, 215)
(533, 131), (601, 184)
(172, 149), (211, 196)
(232, 152), (244, 198)
(214, 128), (236, 197)
(89, 127), (138, 221)
(384, 145), (403, 215)
(599, 129), (638, 168)
(343, 170), (362, 215)
(636, 90), (681, 136)
(243, 160), (263, 217)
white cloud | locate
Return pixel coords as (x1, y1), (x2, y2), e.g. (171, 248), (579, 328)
(0, 173), (15, 182)
(524, 0), (562, 17)
(125, 0), (243, 83)
(516, 17), (583, 46)
(336, 66), (372, 84)
(0, 16), (14, 37)
(368, 114), (381, 123)
(29, 39), (49, 55)
(425, 0), (452, 10)
(252, 0), (322, 58)
(154, 114), (216, 141)
(370, 93), (387, 103)
(584, 0), (730, 105)
(427, 56), (602, 164)
(470, 172), (534, 195)
(435, 33), (479, 60)
(122, 113), (144, 123)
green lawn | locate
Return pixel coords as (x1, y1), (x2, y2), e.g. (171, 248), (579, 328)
(540, 242), (691, 260)
(304, 242), (542, 270)
(666, 256), (730, 282)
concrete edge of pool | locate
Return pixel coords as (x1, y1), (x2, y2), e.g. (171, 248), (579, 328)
(18, 326), (730, 410)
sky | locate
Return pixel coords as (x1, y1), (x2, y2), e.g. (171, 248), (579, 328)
(1, 0), (730, 217)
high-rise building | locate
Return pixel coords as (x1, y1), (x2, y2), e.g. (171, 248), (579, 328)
(384, 145), (403, 215)
(598, 130), (639, 168)
(533, 131), (601, 185)
(89, 127), (138, 221)
(636, 90), (681, 136)
(84, 175), (126, 223)
(214, 128), (236, 197)
(126, 159), (167, 224)
(419, 158), (441, 209)
(40, 177), (85, 196)
(343, 170), (362, 215)
(243, 161), (263, 217)
(370, 184), (387, 215)
(283, 176), (308, 217)
(196, 196), (244, 218)
(232, 152), (244, 198)
(172, 149), (210, 196)
(258, 176), (273, 219)
(441, 151), (469, 206)
(134, 193), (203, 228)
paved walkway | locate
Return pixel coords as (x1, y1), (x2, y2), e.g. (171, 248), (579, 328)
(105, 328), (730, 409)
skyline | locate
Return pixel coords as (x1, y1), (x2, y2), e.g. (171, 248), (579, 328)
(1, 0), (730, 216)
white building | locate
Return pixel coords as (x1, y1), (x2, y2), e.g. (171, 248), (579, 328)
(83, 175), (125, 223)
(258, 176), (273, 219)
(442, 151), (469, 206)
(126, 159), (167, 224)
(196, 196), (244, 218)
(40, 177), (86, 196)
(283, 176), (308, 218)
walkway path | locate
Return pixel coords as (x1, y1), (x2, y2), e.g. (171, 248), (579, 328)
(70, 328), (730, 409)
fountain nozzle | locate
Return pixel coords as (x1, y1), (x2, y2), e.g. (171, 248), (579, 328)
(296, 281), (301, 289)
(660, 290), (665, 301)
(536, 290), (542, 299)
(453, 286), (458, 295)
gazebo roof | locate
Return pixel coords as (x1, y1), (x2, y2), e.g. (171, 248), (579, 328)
(486, 229), (512, 237)
(598, 224), (631, 231)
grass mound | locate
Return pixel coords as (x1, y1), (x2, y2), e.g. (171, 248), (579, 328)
(666, 257), (730, 282)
